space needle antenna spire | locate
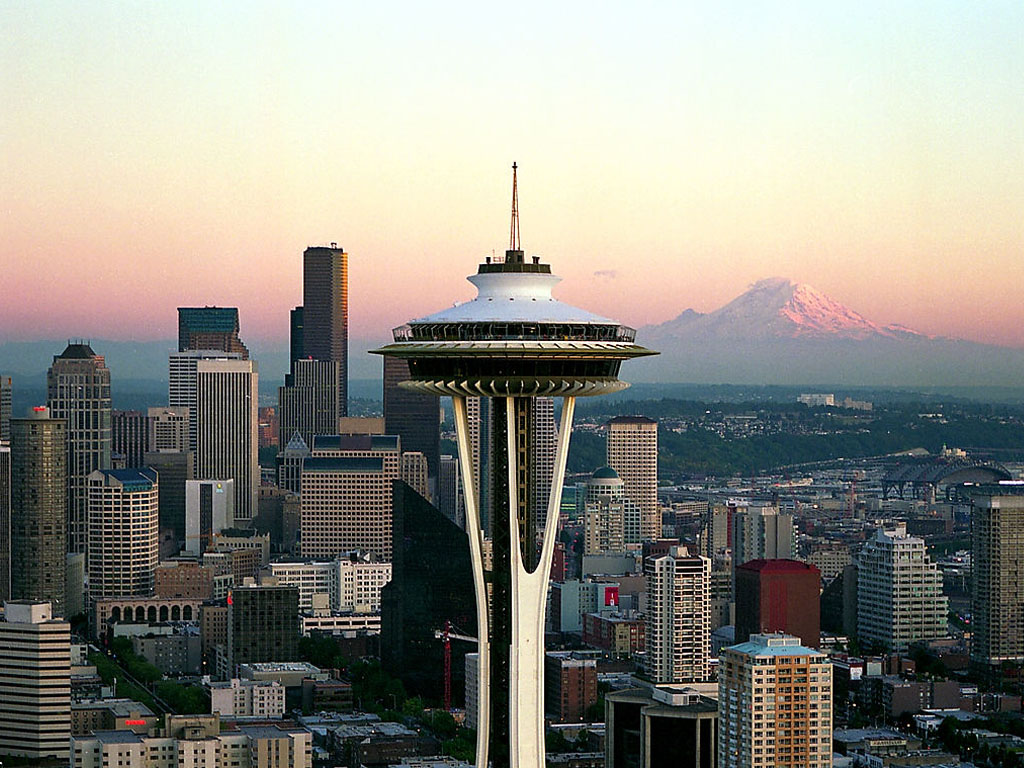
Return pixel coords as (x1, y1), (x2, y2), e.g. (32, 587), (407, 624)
(509, 162), (521, 254)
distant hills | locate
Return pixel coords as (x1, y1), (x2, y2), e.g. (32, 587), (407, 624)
(5, 278), (1024, 407)
(630, 277), (1024, 388)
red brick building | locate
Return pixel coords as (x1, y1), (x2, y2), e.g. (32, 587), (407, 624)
(582, 613), (645, 657)
(545, 652), (598, 723)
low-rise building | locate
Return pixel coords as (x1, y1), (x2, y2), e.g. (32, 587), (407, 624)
(208, 678), (285, 719)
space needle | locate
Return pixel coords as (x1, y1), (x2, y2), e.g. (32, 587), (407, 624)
(374, 165), (655, 768)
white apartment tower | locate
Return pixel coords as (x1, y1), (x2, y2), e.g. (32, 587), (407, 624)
(607, 416), (659, 541)
(583, 467), (626, 555)
(718, 633), (832, 768)
(0, 601), (71, 762)
(732, 504), (795, 565)
(300, 435), (401, 561)
(193, 358), (259, 523)
(857, 525), (947, 652)
(645, 545), (711, 684)
(86, 468), (159, 600)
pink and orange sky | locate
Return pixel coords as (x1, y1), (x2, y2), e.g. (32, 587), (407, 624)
(3, 2), (1023, 346)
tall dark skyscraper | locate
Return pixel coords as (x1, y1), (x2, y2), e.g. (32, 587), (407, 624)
(0, 375), (11, 441)
(0, 444), (10, 603)
(47, 342), (111, 556)
(302, 245), (348, 415)
(177, 306), (250, 359)
(112, 410), (150, 468)
(289, 306), (304, 364)
(10, 407), (67, 616)
(383, 356), (440, 495)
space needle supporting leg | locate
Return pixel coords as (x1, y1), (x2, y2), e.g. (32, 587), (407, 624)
(453, 395), (491, 768)
(507, 395), (576, 768)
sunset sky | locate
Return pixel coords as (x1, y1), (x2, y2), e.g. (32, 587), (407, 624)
(3, 2), (1023, 347)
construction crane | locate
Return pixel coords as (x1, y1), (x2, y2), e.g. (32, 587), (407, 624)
(433, 622), (478, 711)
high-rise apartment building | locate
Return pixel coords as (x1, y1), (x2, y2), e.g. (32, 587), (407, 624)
(383, 356), (440, 492)
(302, 245), (348, 415)
(47, 342), (112, 555)
(735, 559), (821, 648)
(300, 435), (401, 560)
(607, 416), (659, 541)
(718, 633), (832, 768)
(0, 444), (9, 603)
(645, 545), (711, 684)
(86, 469), (159, 600)
(857, 525), (947, 652)
(277, 358), (343, 449)
(177, 306), (249, 359)
(227, 584), (299, 668)
(0, 601), (71, 762)
(194, 358), (259, 523)
(184, 479), (236, 556)
(112, 410), (150, 468)
(10, 408), (67, 616)
(967, 485), (1024, 682)
(732, 504), (795, 566)
(0, 375), (11, 441)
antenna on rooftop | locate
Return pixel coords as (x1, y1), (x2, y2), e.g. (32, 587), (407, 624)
(509, 162), (521, 253)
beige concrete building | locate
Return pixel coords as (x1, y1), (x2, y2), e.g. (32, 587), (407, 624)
(267, 554), (391, 612)
(732, 504), (795, 565)
(718, 633), (832, 768)
(400, 450), (429, 499)
(645, 546), (711, 684)
(606, 416), (659, 541)
(0, 601), (71, 761)
(300, 434), (401, 561)
(208, 678), (285, 719)
(87, 468), (159, 600)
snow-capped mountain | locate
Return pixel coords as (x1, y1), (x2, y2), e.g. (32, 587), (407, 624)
(644, 277), (922, 342)
(629, 278), (1024, 388)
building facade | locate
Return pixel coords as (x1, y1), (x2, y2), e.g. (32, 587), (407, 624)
(277, 358), (344, 450)
(184, 479), (236, 555)
(47, 342), (112, 556)
(112, 410), (150, 468)
(731, 504), (795, 566)
(383, 356), (440, 491)
(228, 585), (300, 669)
(735, 559), (821, 649)
(718, 634), (832, 768)
(856, 525), (947, 653)
(177, 306), (249, 359)
(302, 245), (348, 415)
(607, 416), (659, 541)
(87, 468), (159, 600)
(967, 486), (1024, 682)
(10, 407), (67, 615)
(0, 444), (9, 603)
(0, 601), (71, 762)
(300, 435), (401, 560)
(645, 546), (711, 685)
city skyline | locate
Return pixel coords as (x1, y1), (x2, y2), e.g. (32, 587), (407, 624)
(3, 3), (1024, 348)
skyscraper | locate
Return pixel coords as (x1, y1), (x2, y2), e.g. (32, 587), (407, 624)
(529, 397), (556, 539)
(857, 524), (947, 653)
(0, 601), (71, 762)
(277, 358), (343, 449)
(177, 306), (249, 359)
(302, 244), (348, 415)
(584, 467), (627, 555)
(606, 416), (659, 541)
(0, 444), (9, 603)
(437, 454), (461, 526)
(383, 356), (440, 492)
(47, 342), (112, 555)
(185, 479), (236, 556)
(10, 407), (67, 616)
(112, 409), (150, 468)
(169, 350), (243, 454)
(86, 468), (159, 600)
(194, 358), (259, 524)
(289, 306), (304, 363)
(645, 545), (711, 684)
(0, 375), (11, 441)
(374, 166), (654, 768)
(966, 485), (1024, 683)
(719, 633), (832, 768)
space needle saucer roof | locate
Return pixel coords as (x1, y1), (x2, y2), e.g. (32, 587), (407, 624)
(372, 167), (656, 398)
